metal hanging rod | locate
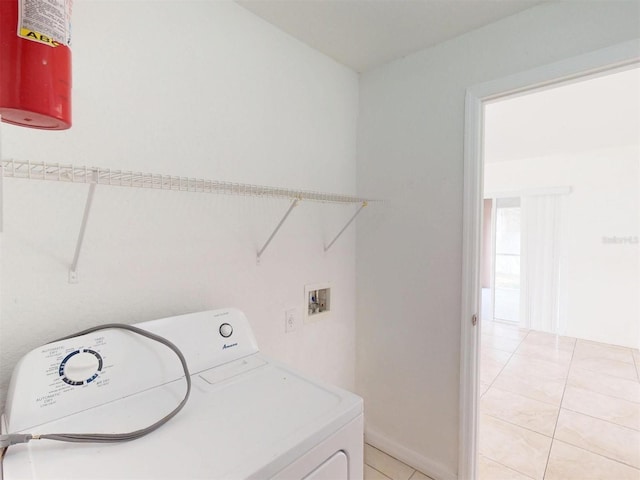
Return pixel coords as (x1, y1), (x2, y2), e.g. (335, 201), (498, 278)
(1, 159), (370, 204)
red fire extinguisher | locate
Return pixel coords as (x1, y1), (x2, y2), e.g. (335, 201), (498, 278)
(0, 0), (72, 130)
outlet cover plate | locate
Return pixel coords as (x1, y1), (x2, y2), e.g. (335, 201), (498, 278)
(285, 308), (298, 333)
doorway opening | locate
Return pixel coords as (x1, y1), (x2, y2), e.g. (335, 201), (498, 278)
(459, 42), (640, 479)
(477, 64), (639, 479)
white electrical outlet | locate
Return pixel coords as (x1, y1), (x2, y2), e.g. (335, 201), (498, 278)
(285, 308), (298, 333)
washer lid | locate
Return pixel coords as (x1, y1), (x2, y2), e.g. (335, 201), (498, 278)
(2, 355), (363, 480)
(4, 308), (260, 434)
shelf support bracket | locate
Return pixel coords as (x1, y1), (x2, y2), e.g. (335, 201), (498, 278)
(257, 198), (299, 264)
(324, 201), (367, 253)
(69, 173), (97, 283)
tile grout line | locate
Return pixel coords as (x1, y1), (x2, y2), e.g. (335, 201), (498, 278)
(571, 361), (639, 381)
(480, 326), (555, 479)
(565, 346), (640, 405)
(365, 444), (417, 480)
(542, 336), (577, 480)
(549, 438), (640, 472)
(484, 336), (574, 406)
(576, 339), (638, 358)
(485, 325), (531, 390)
(575, 355), (637, 367)
(478, 454), (538, 480)
(559, 405), (640, 432)
(483, 361), (640, 436)
(364, 463), (394, 480)
(479, 323), (545, 480)
(570, 362), (640, 381)
(407, 469), (429, 480)
(486, 379), (563, 407)
(483, 412), (554, 438)
(563, 379), (640, 405)
(483, 328), (569, 395)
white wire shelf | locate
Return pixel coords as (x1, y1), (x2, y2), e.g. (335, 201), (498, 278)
(0, 158), (372, 278)
(1, 159), (370, 204)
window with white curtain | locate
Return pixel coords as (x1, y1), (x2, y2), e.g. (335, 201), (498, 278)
(493, 197), (521, 323)
(519, 193), (568, 333)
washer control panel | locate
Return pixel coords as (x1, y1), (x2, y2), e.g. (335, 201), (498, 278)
(219, 323), (233, 338)
(4, 308), (259, 433)
(59, 349), (103, 386)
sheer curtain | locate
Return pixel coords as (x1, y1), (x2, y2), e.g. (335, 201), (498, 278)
(519, 194), (568, 333)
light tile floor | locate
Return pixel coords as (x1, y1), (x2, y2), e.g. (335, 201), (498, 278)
(480, 320), (640, 480)
(364, 444), (434, 480)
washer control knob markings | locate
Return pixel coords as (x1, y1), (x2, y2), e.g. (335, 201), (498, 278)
(219, 323), (233, 338)
(59, 349), (103, 386)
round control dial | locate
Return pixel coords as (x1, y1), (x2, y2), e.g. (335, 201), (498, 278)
(219, 323), (233, 338)
(59, 349), (103, 386)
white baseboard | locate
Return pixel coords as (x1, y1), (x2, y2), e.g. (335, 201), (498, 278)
(365, 427), (457, 480)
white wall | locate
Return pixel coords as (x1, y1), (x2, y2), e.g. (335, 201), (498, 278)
(356, 2), (640, 478)
(0, 0), (359, 405)
(485, 146), (639, 349)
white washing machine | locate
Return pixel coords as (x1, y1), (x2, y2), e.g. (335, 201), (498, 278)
(0, 308), (363, 479)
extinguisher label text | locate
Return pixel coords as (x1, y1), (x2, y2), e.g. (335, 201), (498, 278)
(17, 0), (72, 49)
(19, 28), (63, 47)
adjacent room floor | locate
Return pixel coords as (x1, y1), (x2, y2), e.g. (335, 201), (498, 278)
(480, 320), (640, 479)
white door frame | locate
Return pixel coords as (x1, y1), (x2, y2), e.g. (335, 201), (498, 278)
(458, 39), (640, 480)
